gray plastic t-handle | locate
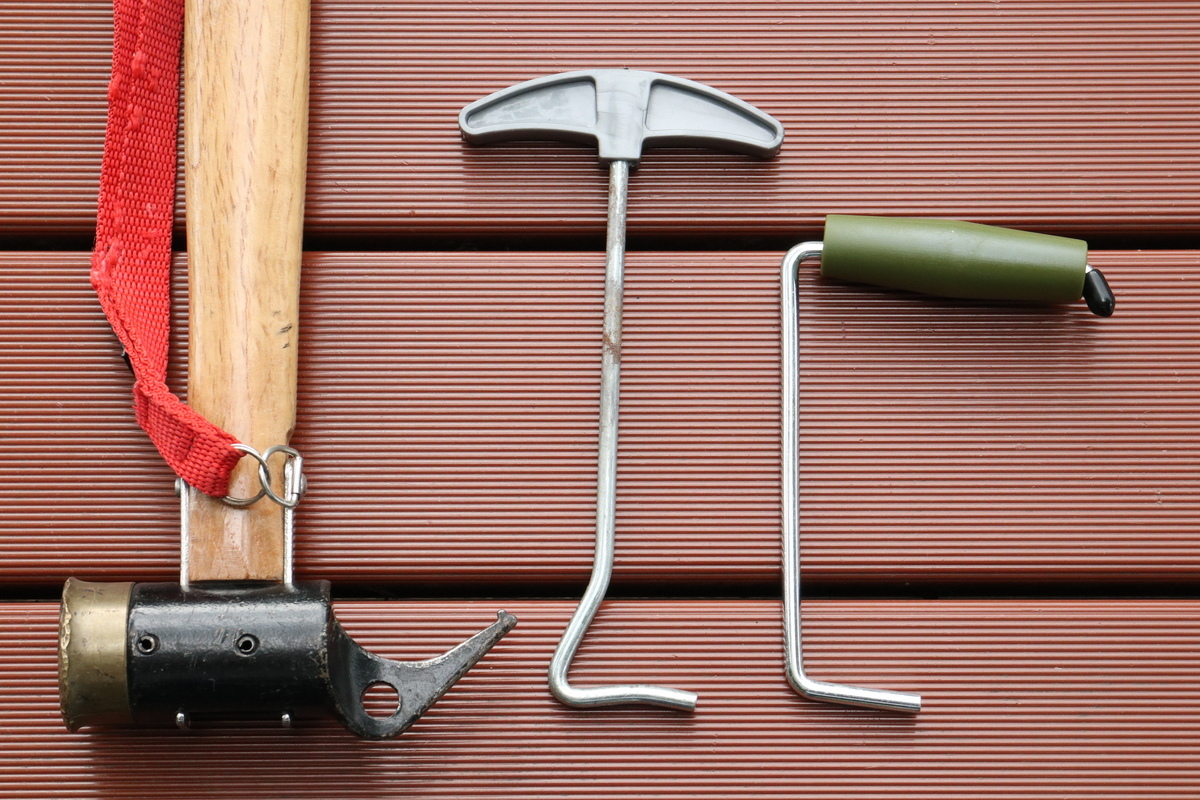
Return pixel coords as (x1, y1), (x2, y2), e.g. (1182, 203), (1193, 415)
(458, 69), (784, 164)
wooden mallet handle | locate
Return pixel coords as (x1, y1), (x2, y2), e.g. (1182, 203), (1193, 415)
(184, 0), (310, 582)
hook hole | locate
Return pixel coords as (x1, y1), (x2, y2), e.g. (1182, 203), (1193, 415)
(135, 633), (159, 655)
(360, 682), (400, 718)
(236, 634), (259, 656)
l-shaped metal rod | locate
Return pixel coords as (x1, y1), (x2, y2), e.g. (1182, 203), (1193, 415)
(780, 243), (922, 713)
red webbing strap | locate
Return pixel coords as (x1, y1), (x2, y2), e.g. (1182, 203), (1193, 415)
(90, 0), (241, 497)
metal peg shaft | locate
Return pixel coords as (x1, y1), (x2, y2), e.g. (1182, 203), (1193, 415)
(548, 160), (698, 711)
(780, 243), (921, 713)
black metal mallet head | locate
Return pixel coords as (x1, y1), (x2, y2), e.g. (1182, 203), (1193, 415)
(60, 469), (516, 740)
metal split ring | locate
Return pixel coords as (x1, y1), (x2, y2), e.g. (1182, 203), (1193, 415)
(261, 445), (303, 508)
(220, 444), (304, 509)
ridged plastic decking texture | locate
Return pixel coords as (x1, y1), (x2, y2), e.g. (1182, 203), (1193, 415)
(1, 0), (1197, 240)
(3, 600), (1198, 798)
(1, 251), (1195, 588)
(1, 0), (1194, 791)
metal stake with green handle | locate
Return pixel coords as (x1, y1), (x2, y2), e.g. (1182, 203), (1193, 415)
(780, 216), (1115, 714)
(460, 69), (785, 710)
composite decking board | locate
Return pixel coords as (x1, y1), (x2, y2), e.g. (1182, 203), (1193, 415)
(0, 250), (1195, 587)
(2, 599), (1199, 798)
(2, 0), (1199, 239)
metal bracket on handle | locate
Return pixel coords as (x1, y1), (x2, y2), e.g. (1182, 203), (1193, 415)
(780, 243), (922, 713)
(177, 446), (305, 590)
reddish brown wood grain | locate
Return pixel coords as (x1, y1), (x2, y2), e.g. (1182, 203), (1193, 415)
(1, 1), (1198, 240)
(1, 250), (1194, 588)
(3, 600), (1198, 798)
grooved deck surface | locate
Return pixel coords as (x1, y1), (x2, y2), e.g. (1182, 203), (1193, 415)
(1, 251), (1195, 588)
(4, 600), (1199, 799)
(1, 0), (1198, 240)
(2, 0), (1196, 792)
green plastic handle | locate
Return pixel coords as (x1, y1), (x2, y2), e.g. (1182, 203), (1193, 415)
(820, 215), (1088, 304)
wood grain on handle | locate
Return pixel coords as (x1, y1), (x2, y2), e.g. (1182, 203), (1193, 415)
(184, 0), (310, 582)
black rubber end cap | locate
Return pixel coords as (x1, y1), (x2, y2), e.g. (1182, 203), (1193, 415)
(1083, 269), (1115, 317)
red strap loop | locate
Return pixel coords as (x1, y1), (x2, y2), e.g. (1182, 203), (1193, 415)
(91, 0), (241, 497)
